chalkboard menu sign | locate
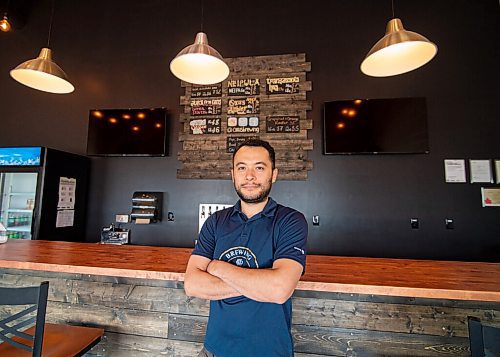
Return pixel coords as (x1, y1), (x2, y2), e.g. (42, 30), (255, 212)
(227, 97), (260, 115)
(192, 84), (222, 98)
(266, 116), (300, 133)
(177, 53), (313, 180)
(227, 116), (260, 134)
(227, 136), (260, 153)
(228, 79), (260, 96)
(190, 98), (222, 116)
(189, 118), (221, 135)
(266, 76), (300, 95)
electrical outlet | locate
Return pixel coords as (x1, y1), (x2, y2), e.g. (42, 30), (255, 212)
(410, 218), (419, 229)
(445, 218), (454, 230)
(312, 215), (320, 226)
(199, 203), (232, 232)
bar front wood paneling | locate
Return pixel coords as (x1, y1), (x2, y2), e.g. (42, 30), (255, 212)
(1, 239), (499, 356)
(0, 239), (499, 302)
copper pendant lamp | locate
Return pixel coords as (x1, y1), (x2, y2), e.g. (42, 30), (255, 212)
(170, 1), (229, 85)
(10, 0), (74, 94)
(0, 0), (12, 32)
(0, 13), (11, 32)
(360, 2), (437, 77)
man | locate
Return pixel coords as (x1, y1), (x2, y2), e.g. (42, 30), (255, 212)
(184, 139), (308, 357)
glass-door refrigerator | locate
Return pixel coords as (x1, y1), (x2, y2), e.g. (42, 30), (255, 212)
(0, 147), (90, 241)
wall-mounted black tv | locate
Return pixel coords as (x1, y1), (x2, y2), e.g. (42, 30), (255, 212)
(323, 97), (429, 155)
(86, 107), (169, 156)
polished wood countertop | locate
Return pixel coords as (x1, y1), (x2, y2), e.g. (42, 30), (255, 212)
(1, 239), (499, 302)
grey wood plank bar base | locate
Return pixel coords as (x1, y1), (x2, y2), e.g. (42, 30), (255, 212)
(1, 240), (499, 356)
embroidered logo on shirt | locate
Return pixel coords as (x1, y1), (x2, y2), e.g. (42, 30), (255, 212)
(219, 246), (259, 268)
(293, 247), (305, 255)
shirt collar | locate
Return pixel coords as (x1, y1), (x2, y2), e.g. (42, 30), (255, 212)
(232, 197), (277, 219)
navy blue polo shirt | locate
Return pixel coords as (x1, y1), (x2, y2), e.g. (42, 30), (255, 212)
(192, 197), (308, 357)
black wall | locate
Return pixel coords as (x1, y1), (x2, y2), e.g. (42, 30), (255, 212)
(0, 0), (499, 261)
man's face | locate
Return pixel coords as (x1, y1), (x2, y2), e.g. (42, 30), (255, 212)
(231, 146), (278, 204)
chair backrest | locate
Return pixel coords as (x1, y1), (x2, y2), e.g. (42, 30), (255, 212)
(468, 316), (485, 357)
(468, 316), (500, 357)
(0, 281), (49, 357)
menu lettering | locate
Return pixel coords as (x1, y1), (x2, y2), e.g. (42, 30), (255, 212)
(227, 136), (259, 153)
(266, 76), (300, 95)
(227, 97), (260, 115)
(191, 84), (222, 98)
(228, 78), (260, 96)
(191, 98), (222, 116)
(189, 118), (221, 135)
(266, 116), (300, 133)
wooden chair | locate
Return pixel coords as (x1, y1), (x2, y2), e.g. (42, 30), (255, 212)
(468, 316), (500, 357)
(0, 281), (104, 356)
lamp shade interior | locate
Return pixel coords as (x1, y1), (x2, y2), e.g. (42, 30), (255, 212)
(361, 40), (437, 77)
(10, 68), (75, 94)
(360, 18), (438, 77)
(170, 53), (230, 85)
(10, 48), (74, 94)
(170, 32), (230, 85)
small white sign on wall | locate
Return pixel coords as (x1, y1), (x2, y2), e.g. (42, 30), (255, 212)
(470, 160), (493, 183)
(58, 177), (76, 209)
(444, 159), (466, 183)
(198, 203), (232, 233)
(56, 209), (74, 228)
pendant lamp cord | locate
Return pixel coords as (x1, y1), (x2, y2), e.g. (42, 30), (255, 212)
(391, 0), (395, 19)
(47, 0), (55, 48)
(200, 0), (204, 32)
(4, 0), (11, 16)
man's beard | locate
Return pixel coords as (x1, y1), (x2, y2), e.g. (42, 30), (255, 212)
(234, 179), (273, 204)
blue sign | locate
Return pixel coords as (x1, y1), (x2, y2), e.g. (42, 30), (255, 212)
(0, 147), (42, 166)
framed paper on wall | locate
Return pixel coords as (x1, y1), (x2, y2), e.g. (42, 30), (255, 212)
(444, 159), (466, 183)
(469, 159), (493, 183)
(481, 187), (500, 207)
(495, 160), (500, 184)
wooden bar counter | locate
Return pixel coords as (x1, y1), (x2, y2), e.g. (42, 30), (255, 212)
(1, 239), (499, 356)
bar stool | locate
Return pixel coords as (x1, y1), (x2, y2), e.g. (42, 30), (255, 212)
(0, 281), (104, 356)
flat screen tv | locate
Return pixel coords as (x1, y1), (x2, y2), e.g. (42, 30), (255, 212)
(86, 107), (169, 156)
(323, 97), (429, 154)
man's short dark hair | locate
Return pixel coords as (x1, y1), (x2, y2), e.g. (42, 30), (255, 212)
(232, 139), (276, 169)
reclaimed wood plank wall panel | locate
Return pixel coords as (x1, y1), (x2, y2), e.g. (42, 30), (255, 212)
(0, 272), (210, 316)
(177, 53), (313, 180)
(293, 325), (470, 356)
(292, 297), (500, 337)
(87, 332), (203, 357)
(167, 314), (207, 343)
